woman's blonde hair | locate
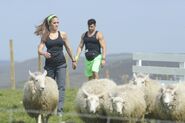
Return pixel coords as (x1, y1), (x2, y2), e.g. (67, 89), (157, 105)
(34, 14), (57, 42)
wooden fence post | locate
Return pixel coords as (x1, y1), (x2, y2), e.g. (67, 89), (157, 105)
(9, 39), (16, 89)
(38, 54), (42, 72)
(105, 69), (110, 78)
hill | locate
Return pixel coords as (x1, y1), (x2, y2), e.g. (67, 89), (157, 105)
(0, 53), (133, 88)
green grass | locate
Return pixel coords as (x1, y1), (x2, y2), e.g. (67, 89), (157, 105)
(0, 88), (83, 123)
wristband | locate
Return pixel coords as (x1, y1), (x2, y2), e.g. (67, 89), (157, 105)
(102, 58), (106, 60)
(42, 52), (46, 56)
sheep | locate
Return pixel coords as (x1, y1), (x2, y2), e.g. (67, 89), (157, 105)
(75, 78), (117, 123)
(129, 73), (162, 118)
(160, 82), (185, 122)
(23, 70), (59, 123)
(108, 84), (146, 123)
(146, 83), (174, 120)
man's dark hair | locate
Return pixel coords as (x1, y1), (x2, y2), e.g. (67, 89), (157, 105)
(88, 19), (96, 26)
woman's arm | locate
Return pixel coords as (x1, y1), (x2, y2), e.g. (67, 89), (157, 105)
(38, 41), (51, 58)
(61, 32), (75, 62)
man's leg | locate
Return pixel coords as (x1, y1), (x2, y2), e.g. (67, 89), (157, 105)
(93, 72), (99, 79)
(88, 76), (93, 80)
(85, 60), (93, 80)
(92, 55), (102, 79)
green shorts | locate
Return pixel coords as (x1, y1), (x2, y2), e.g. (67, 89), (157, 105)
(84, 54), (102, 77)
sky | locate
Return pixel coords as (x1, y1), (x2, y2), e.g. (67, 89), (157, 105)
(1, 0), (185, 62)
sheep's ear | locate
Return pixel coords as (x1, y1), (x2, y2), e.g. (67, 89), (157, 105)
(161, 83), (165, 86)
(172, 84), (178, 94)
(133, 73), (137, 79)
(108, 92), (113, 100)
(83, 89), (89, 97)
(144, 74), (149, 80)
(43, 70), (47, 77)
(161, 83), (165, 93)
(172, 89), (176, 95)
(29, 70), (35, 79)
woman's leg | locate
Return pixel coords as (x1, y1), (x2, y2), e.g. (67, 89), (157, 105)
(55, 64), (67, 114)
(45, 66), (55, 79)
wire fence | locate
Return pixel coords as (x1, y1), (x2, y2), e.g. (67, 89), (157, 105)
(0, 108), (183, 123)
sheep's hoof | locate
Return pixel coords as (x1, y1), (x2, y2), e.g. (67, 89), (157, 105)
(57, 112), (63, 117)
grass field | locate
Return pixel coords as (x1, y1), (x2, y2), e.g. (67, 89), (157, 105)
(0, 88), (83, 123)
(0, 88), (170, 123)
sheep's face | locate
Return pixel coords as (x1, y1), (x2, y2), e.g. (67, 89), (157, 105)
(86, 95), (100, 113)
(29, 70), (47, 91)
(131, 73), (149, 88)
(161, 88), (176, 109)
(112, 96), (124, 115)
(83, 89), (103, 113)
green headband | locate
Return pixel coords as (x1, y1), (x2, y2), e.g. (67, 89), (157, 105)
(47, 14), (56, 24)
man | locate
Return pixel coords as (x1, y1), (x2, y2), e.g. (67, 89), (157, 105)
(75, 19), (106, 80)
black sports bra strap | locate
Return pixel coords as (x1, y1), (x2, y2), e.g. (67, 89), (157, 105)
(58, 31), (63, 39)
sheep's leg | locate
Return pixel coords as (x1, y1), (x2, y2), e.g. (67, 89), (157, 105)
(40, 114), (50, 123)
(128, 117), (134, 123)
(41, 114), (45, 123)
(45, 114), (51, 123)
(36, 114), (42, 123)
(140, 115), (145, 123)
(135, 115), (145, 123)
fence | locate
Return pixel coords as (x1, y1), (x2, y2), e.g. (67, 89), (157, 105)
(0, 108), (179, 123)
(9, 40), (16, 89)
(132, 52), (185, 83)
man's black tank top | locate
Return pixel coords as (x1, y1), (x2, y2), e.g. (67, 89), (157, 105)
(83, 31), (101, 54)
(45, 31), (66, 67)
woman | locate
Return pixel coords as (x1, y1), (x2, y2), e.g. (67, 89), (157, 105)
(35, 14), (76, 116)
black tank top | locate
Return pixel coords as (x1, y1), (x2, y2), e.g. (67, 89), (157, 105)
(44, 31), (66, 67)
(83, 31), (101, 54)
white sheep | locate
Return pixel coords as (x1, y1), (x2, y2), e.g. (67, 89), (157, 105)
(23, 70), (59, 123)
(160, 82), (185, 122)
(75, 78), (117, 123)
(144, 83), (174, 120)
(130, 73), (162, 118)
(108, 84), (146, 123)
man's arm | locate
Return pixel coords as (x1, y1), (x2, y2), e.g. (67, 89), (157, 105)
(75, 33), (85, 61)
(98, 32), (106, 60)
